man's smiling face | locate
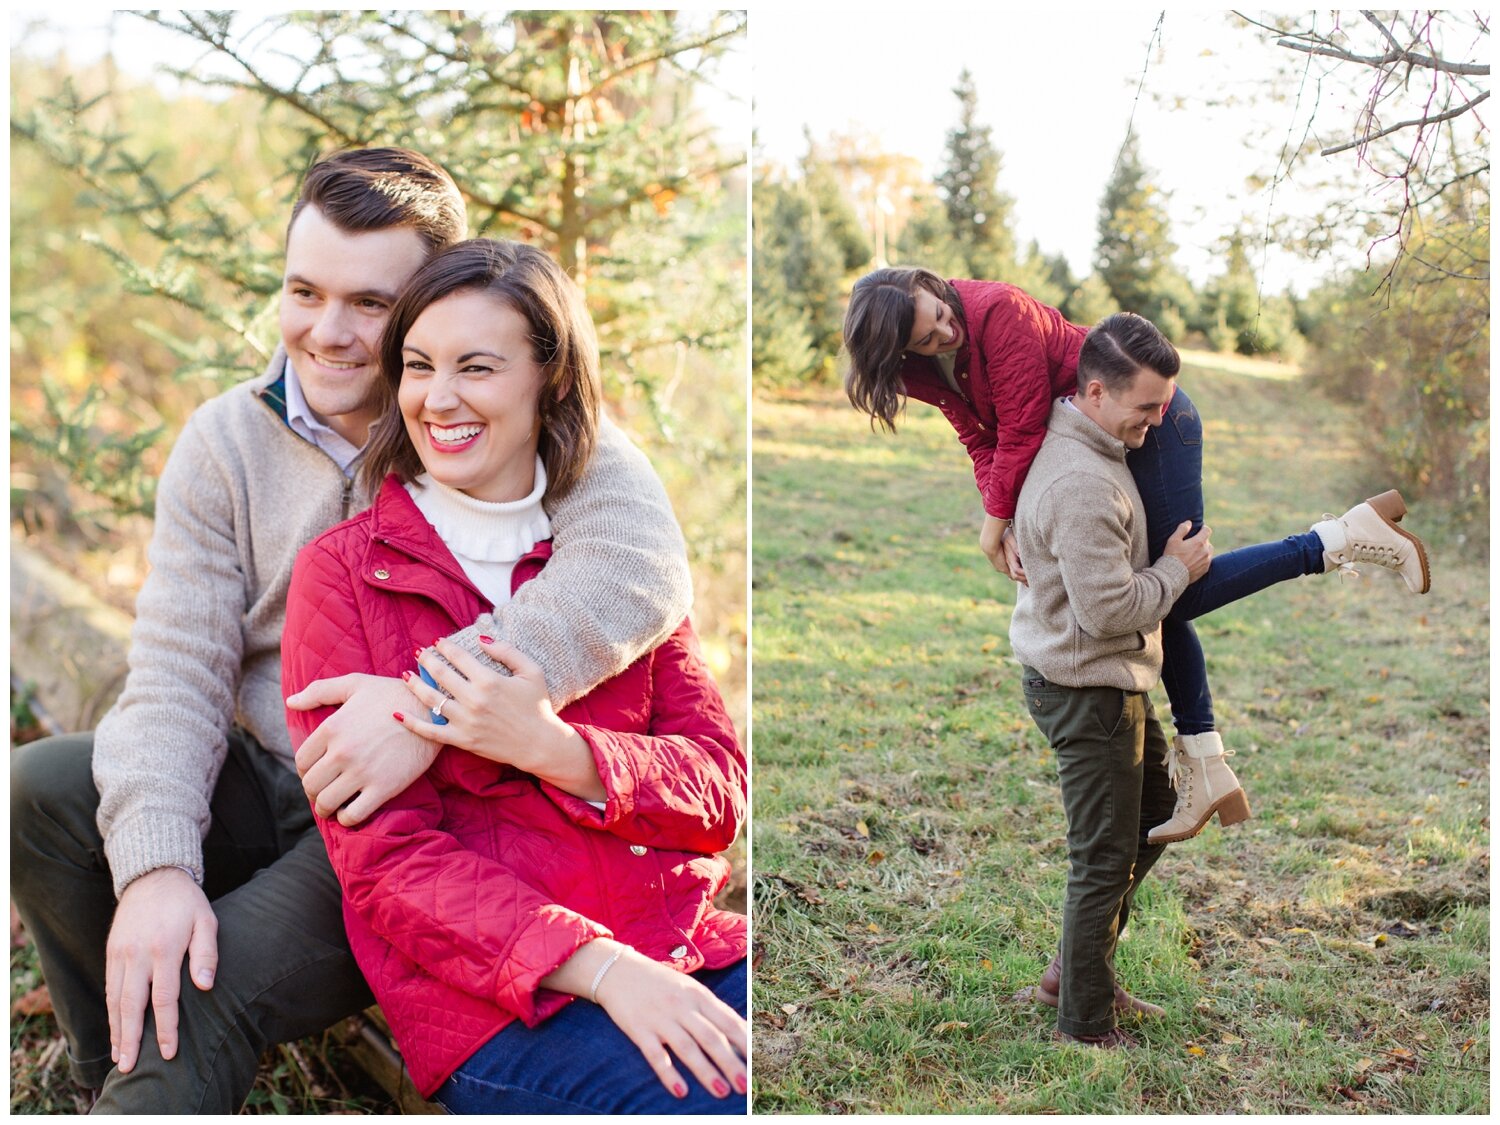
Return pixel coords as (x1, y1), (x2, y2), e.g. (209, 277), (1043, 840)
(278, 204), (430, 446)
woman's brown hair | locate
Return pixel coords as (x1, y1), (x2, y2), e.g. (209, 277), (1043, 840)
(842, 267), (965, 431)
(360, 239), (601, 504)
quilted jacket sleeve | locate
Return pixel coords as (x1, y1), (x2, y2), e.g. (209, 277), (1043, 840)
(541, 620), (746, 855)
(447, 417), (693, 707)
(977, 288), (1076, 521)
(283, 542), (610, 1025)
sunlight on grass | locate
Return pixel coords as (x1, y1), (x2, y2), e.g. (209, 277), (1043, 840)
(752, 376), (1488, 1114)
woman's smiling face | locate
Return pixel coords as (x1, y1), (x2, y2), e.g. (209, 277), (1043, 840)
(905, 287), (965, 357)
(398, 289), (547, 502)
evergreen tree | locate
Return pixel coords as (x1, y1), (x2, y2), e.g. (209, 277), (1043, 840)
(801, 147), (871, 273)
(1007, 240), (1069, 311)
(751, 173), (847, 386)
(1094, 137), (1197, 339)
(893, 191), (966, 278)
(936, 69), (1015, 280)
(751, 178), (820, 387)
(1065, 272), (1119, 327)
(1202, 230), (1261, 353)
(12, 10), (746, 518)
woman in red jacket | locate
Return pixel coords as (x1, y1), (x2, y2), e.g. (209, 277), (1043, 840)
(282, 239), (747, 1113)
(841, 268), (1430, 845)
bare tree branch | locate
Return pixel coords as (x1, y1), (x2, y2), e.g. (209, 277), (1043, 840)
(1275, 34), (1489, 78)
(1322, 89), (1490, 155)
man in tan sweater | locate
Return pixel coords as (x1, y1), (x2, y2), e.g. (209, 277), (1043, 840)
(1009, 313), (1211, 1048)
(11, 149), (694, 1111)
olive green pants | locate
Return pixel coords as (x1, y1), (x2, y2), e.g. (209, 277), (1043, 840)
(10, 730), (373, 1113)
(1022, 668), (1175, 1037)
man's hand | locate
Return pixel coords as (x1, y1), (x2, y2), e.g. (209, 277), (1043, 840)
(286, 673), (440, 825)
(105, 867), (217, 1074)
(1163, 520), (1213, 582)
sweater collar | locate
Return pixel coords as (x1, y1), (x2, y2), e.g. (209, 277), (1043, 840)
(1049, 396), (1129, 461)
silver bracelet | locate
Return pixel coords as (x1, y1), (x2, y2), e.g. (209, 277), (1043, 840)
(589, 946), (626, 1004)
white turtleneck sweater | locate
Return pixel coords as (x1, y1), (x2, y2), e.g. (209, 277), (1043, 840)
(406, 456), (553, 608)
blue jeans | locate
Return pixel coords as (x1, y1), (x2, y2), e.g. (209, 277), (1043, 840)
(434, 962), (748, 1115)
(1126, 388), (1325, 735)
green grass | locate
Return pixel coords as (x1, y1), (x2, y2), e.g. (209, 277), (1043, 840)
(750, 359), (1489, 1114)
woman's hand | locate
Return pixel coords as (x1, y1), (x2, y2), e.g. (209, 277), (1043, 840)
(545, 941), (747, 1100)
(980, 515), (1027, 584)
(397, 637), (606, 802)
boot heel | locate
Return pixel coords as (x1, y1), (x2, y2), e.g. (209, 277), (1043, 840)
(1366, 489), (1407, 523)
(1215, 788), (1252, 828)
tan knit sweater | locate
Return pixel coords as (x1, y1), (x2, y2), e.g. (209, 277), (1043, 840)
(1008, 399), (1190, 691)
(93, 349), (692, 897)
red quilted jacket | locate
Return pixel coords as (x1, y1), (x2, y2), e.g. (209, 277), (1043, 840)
(281, 475), (747, 1097)
(899, 280), (1088, 520)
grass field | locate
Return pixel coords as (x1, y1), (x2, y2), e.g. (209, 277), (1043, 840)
(749, 359), (1489, 1114)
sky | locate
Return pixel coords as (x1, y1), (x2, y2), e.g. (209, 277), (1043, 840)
(751, 8), (1391, 294)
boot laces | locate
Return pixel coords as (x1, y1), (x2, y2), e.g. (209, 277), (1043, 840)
(1323, 513), (1402, 572)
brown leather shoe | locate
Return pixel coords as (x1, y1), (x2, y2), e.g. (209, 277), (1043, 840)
(1036, 953), (1166, 1019)
(1054, 1026), (1139, 1049)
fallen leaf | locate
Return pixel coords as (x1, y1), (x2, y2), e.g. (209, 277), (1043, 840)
(11, 984), (52, 1017)
(780, 1003), (799, 1015)
(933, 1020), (969, 1034)
(1220, 1032), (1244, 1045)
(980, 958), (993, 971)
(1355, 1057), (1376, 1074)
(855, 820), (870, 838)
(866, 850), (885, 865)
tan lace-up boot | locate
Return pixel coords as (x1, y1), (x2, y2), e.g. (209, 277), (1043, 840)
(1147, 731), (1251, 845)
(1312, 489), (1431, 594)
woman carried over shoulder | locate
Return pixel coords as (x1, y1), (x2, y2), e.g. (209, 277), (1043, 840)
(842, 267), (1431, 843)
(282, 239), (747, 1114)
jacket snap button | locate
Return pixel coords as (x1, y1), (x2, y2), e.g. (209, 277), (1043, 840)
(629, 844), (648, 856)
(669, 944), (688, 959)
(373, 568), (390, 580)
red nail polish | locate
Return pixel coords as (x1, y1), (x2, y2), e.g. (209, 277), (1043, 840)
(735, 1074), (748, 1093)
(478, 634), (494, 645)
(713, 1078), (729, 1097)
(413, 647), (424, 659)
(673, 1082), (687, 1099)
(393, 712), (405, 723)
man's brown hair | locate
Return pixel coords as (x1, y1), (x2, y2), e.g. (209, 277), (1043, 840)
(288, 148), (466, 253)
